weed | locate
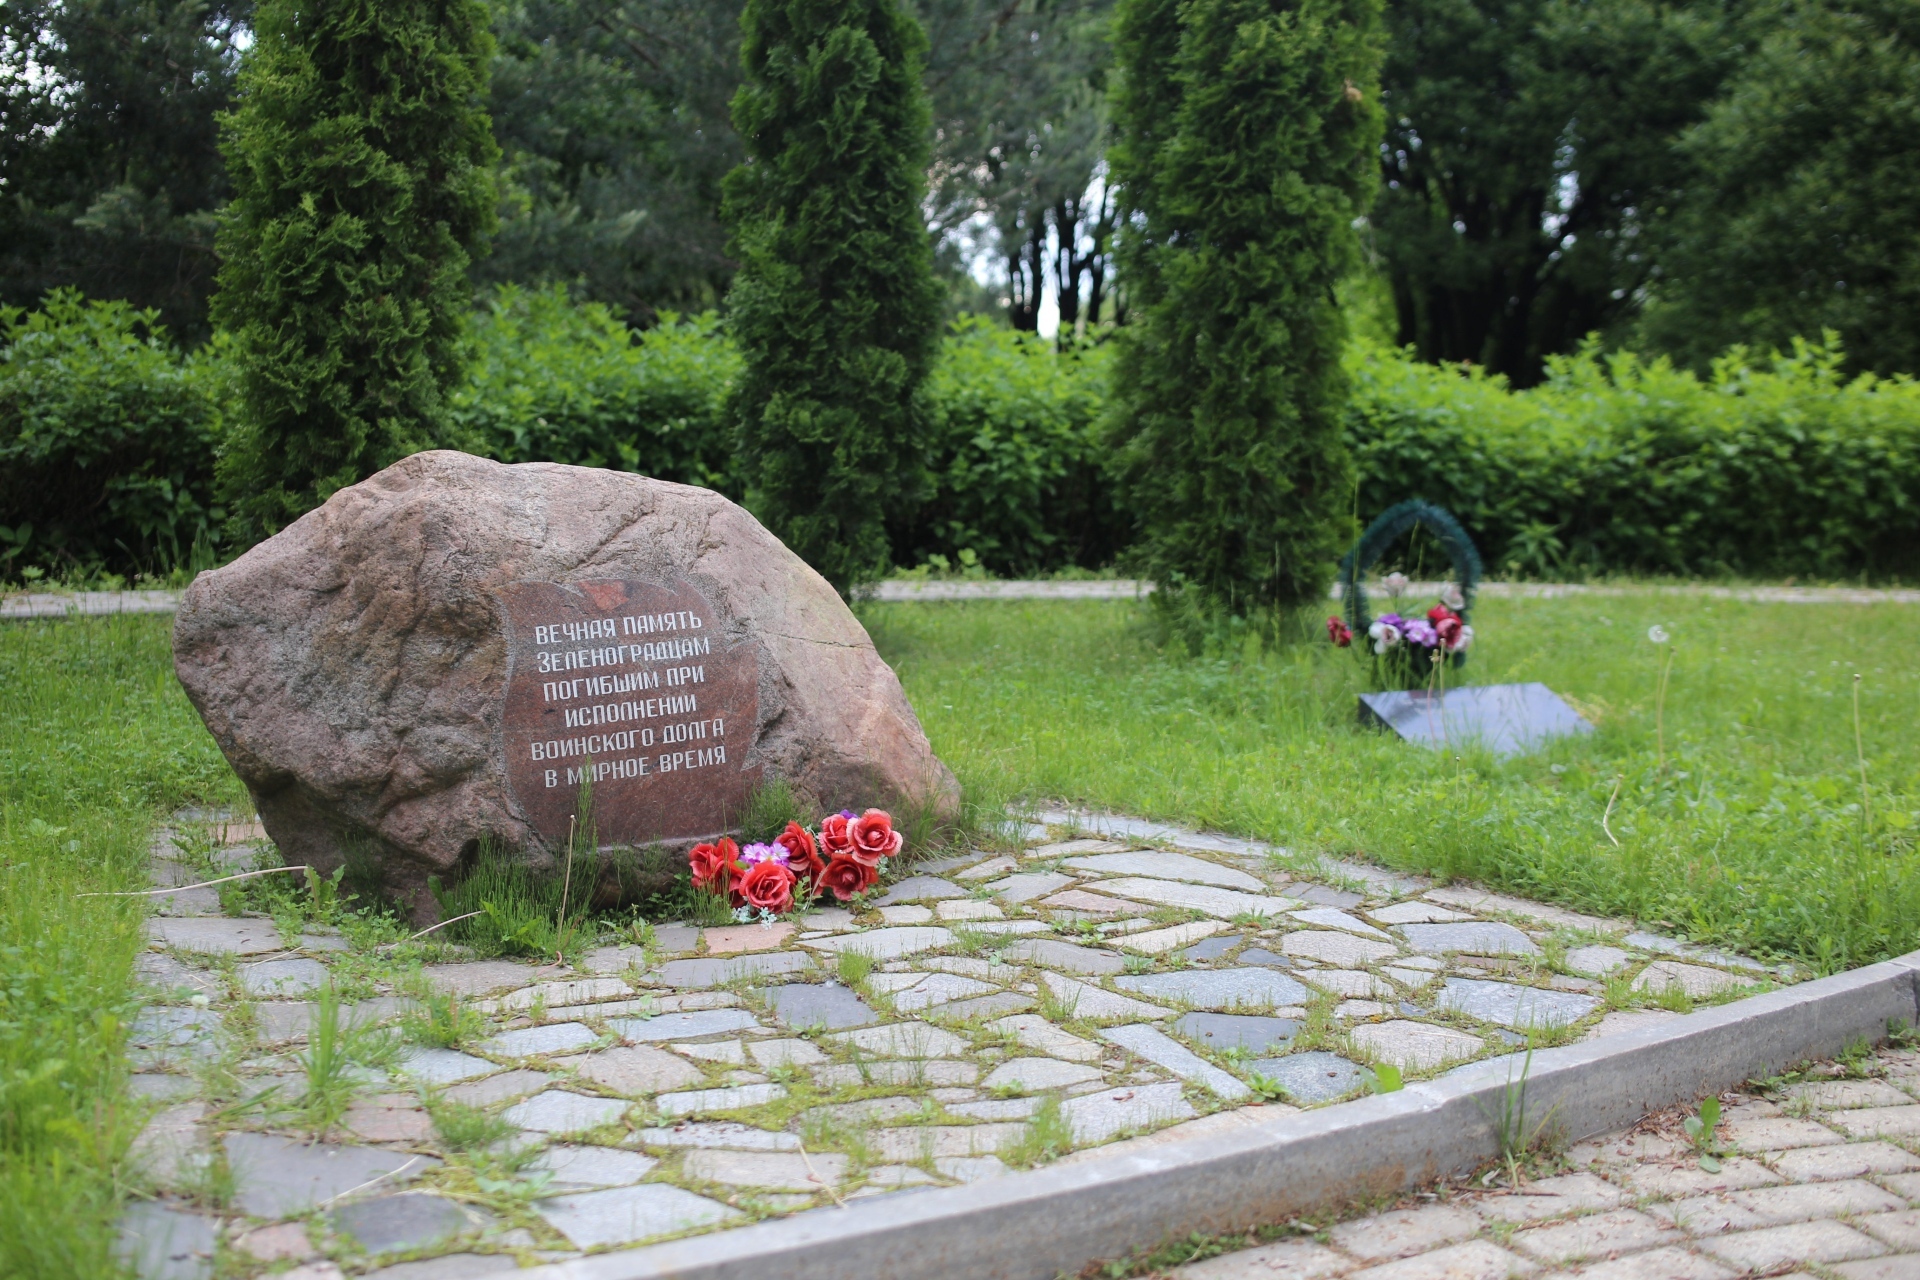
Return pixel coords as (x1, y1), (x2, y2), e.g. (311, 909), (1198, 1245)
(1004, 1096), (1072, 1167)
(405, 991), (484, 1049)
(1683, 1096), (1723, 1171)
(1368, 1063), (1404, 1093)
(1475, 1050), (1559, 1183)
(428, 1096), (514, 1152)
(1122, 954), (1154, 974)
(836, 950), (876, 989)
(1037, 982), (1081, 1024)
(739, 777), (809, 843)
(1247, 1072), (1289, 1102)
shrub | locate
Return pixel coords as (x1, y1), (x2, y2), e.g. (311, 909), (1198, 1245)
(0, 290), (224, 577)
(1106, 0), (1384, 614)
(452, 284), (739, 490)
(1346, 336), (1920, 580)
(891, 319), (1126, 575)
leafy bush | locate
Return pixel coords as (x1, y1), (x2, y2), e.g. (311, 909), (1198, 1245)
(1347, 336), (1920, 580)
(0, 290), (224, 577)
(452, 284), (739, 490)
(892, 319), (1126, 575)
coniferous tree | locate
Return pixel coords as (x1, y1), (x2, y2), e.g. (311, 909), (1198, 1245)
(213, 0), (499, 540)
(1108, 0), (1384, 613)
(723, 0), (944, 592)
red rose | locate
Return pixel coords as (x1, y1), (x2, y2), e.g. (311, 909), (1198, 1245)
(1326, 616), (1353, 647)
(775, 822), (825, 881)
(740, 860), (796, 914)
(687, 838), (740, 894)
(848, 809), (903, 866)
(1434, 615), (1464, 649)
(818, 853), (878, 901)
(819, 811), (857, 856)
(1427, 605), (1459, 625)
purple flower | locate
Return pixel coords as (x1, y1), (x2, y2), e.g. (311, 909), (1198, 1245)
(740, 842), (789, 868)
(1404, 620), (1439, 648)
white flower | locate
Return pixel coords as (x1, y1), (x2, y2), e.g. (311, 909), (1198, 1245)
(1382, 571), (1410, 597)
(1439, 582), (1466, 610)
(1369, 621), (1402, 653)
(1449, 624), (1474, 652)
(1648, 625), (1669, 644)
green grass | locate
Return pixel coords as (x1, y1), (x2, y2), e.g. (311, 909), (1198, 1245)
(0, 615), (243, 1279)
(865, 594), (1920, 970)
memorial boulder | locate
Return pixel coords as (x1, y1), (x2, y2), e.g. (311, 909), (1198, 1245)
(173, 451), (958, 918)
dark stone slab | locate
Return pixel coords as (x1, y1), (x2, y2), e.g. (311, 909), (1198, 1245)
(1178, 935), (1246, 962)
(501, 579), (761, 846)
(223, 1132), (436, 1217)
(766, 982), (877, 1030)
(1235, 948), (1293, 969)
(116, 1202), (217, 1280)
(1172, 1012), (1299, 1055)
(1245, 1051), (1367, 1104)
(1359, 682), (1592, 758)
(330, 1192), (489, 1255)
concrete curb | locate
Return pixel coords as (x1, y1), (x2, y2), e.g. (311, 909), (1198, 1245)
(520, 952), (1920, 1280)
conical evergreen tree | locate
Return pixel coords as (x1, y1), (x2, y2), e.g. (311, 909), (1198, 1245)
(723, 0), (944, 592)
(1108, 0), (1384, 613)
(213, 0), (498, 540)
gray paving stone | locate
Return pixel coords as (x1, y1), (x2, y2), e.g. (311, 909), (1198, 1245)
(130, 1074), (200, 1102)
(329, 1192), (486, 1255)
(421, 960), (537, 996)
(1348, 1020), (1486, 1070)
(131, 1101), (211, 1186)
(611, 1009), (763, 1042)
(1698, 1220), (1888, 1270)
(1001, 939), (1127, 975)
(147, 916), (283, 955)
(1179, 935), (1248, 961)
(930, 992), (1036, 1021)
(1062, 852), (1266, 891)
(635, 1121), (802, 1150)
(1288, 908), (1392, 938)
(223, 1132), (435, 1217)
(653, 952), (814, 988)
(877, 876), (966, 904)
(479, 1022), (599, 1058)
(1367, 902), (1474, 925)
(502, 1090), (631, 1133)
(1237, 947), (1294, 968)
(1102, 1023), (1249, 1100)
(764, 981), (878, 1029)
(795, 1096), (926, 1128)
(1858, 1210), (1920, 1251)
(683, 1149), (847, 1191)
(1471, 1171), (1626, 1223)
(1177, 1238), (1352, 1280)
(985, 872), (1076, 903)
(1040, 972), (1172, 1020)
(130, 1006), (222, 1067)
(1569, 1246), (1736, 1280)
(1245, 1050), (1366, 1103)
(567, 1045), (706, 1095)
(398, 1048), (498, 1085)
(1278, 931), (1400, 966)
(989, 1014), (1104, 1062)
(531, 1144), (660, 1190)
(811, 1060), (979, 1087)
(955, 920), (1052, 935)
(1292, 884), (1367, 909)
(1329, 1203), (1482, 1260)
(239, 957), (331, 996)
(981, 1056), (1106, 1091)
(826, 1021), (969, 1057)
(1832, 1259), (1920, 1280)
(1784, 1079), (1914, 1109)
(1723, 1116), (1846, 1151)
(1772, 1142), (1920, 1181)
(1304, 968), (1391, 999)
(1030, 838), (1129, 857)
(867, 1124), (1029, 1162)
(1172, 1012), (1299, 1055)
(655, 1082), (787, 1117)
(1831, 1106), (1920, 1140)
(1061, 1081), (1196, 1144)
(1397, 922), (1540, 956)
(116, 1202), (218, 1280)
(956, 857), (1017, 881)
(1565, 945), (1635, 976)
(537, 1183), (741, 1248)
(1117, 922), (1229, 955)
(1094, 878), (1299, 919)
(440, 1069), (551, 1107)
(1510, 1208), (1679, 1263)
(1116, 967), (1312, 1011)
(948, 1097), (1045, 1120)
(1635, 960), (1751, 998)
(1435, 978), (1601, 1028)
(800, 927), (956, 960)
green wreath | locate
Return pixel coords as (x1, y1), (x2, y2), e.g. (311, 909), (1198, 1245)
(1337, 500), (1483, 680)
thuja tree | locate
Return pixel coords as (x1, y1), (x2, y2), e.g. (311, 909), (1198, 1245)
(1108, 0), (1384, 613)
(723, 0), (945, 592)
(213, 0), (499, 540)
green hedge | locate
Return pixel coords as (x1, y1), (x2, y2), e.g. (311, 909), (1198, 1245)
(1348, 337), (1920, 579)
(0, 291), (225, 577)
(7, 286), (1920, 583)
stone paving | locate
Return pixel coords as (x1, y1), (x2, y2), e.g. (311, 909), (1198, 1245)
(1173, 1041), (1920, 1280)
(118, 810), (1797, 1278)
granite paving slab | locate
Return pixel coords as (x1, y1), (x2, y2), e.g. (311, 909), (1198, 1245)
(984, 872), (1076, 903)
(116, 1202), (218, 1280)
(611, 1009), (762, 1042)
(223, 1132), (434, 1217)
(867, 1123), (1030, 1162)
(147, 916), (284, 955)
(1172, 1012), (1300, 1055)
(892, 973), (1001, 1011)
(1635, 961), (1753, 998)
(1118, 922), (1228, 954)
(1437, 978), (1603, 1028)
(1061, 1081), (1197, 1144)
(1179, 934), (1248, 961)
(532, 1145), (660, 1190)
(938, 899), (1006, 920)
(700, 923), (795, 954)
(130, 1006), (222, 1067)
(1279, 931), (1402, 966)
(765, 982), (878, 1029)
(980, 1057), (1107, 1091)
(877, 876), (967, 904)
(826, 1022), (969, 1057)
(653, 952), (814, 987)
(1102, 1023), (1251, 1099)
(957, 857), (1017, 881)
(634, 1122), (801, 1151)
(1289, 908), (1393, 939)
(397, 1048), (499, 1086)
(1030, 839), (1130, 858)
(1040, 890), (1138, 914)
(931, 992), (1036, 1020)
(239, 957), (331, 996)
(1348, 1019), (1487, 1070)
(1565, 946), (1636, 976)
(328, 1192), (486, 1255)
(800, 927), (956, 960)
(440, 1068), (552, 1107)
(683, 1149), (848, 1191)
(1041, 972), (1173, 1020)
(1001, 938), (1128, 975)
(1092, 877), (1300, 919)
(990, 1014), (1105, 1062)
(1246, 1050), (1367, 1103)
(567, 1045), (707, 1095)
(421, 960), (539, 996)
(537, 1183), (741, 1248)
(655, 1082), (787, 1117)
(1369, 902), (1476, 925)
(502, 1090), (632, 1133)
(1398, 922), (1542, 957)
(479, 1021), (599, 1058)
(1062, 852), (1267, 891)
(1117, 967), (1312, 1011)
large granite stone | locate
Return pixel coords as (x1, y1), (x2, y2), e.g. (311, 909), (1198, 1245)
(1346, 1020), (1486, 1070)
(173, 450), (958, 919)
(568, 1045), (706, 1095)
(1278, 931), (1400, 966)
(765, 982), (877, 1029)
(538, 1183), (741, 1248)
(1116, 967), (1311, 1011)
(1398, 922), (1541, 957)
(223, 1132), (435, 1217)
(1436, 978), (1602, 1028)
(825, 1022), (968, 1057)
(1039, 973), (1170, 1021)
(1358, 683), (1593, 757)
(890, 973), (1000, 1011)
(1060, 1082), (1196, 1144)
(1172, 1012), (1299, 1055)
(1246, 1051), (1367, 1103)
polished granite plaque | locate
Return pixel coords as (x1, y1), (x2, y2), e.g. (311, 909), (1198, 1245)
(500, 578), (759, 844)
(1358, 682), (1592, 757)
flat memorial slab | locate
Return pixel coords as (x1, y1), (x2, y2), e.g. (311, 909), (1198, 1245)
(1359, 682), (1593, 757)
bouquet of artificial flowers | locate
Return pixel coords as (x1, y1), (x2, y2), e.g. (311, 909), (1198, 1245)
(686, 809), (905, 915)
